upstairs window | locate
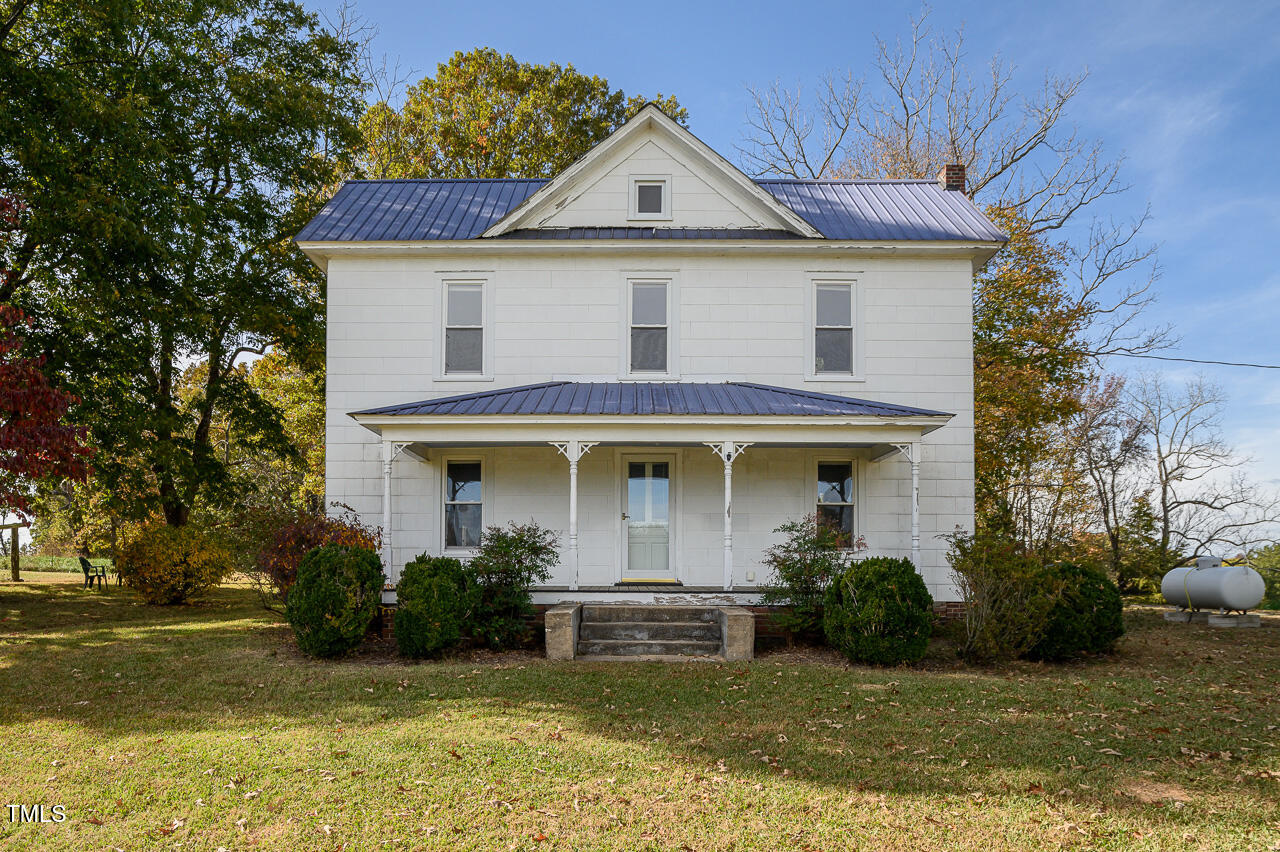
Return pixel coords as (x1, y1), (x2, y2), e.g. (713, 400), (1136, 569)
(629, 280), (668, 373)
(817, 461), (855, 538)
(444, 282), (484, 374)
(629, 175), (670, 220)
(814, 282), (854, 375)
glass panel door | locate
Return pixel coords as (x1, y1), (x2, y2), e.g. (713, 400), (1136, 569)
(623, 460), (673, 579)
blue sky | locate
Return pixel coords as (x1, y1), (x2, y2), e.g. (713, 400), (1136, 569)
(333, 0), (1280, 490)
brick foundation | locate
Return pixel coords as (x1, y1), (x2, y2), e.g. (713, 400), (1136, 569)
(377, 603), (550, 643)
(932, 600), (966, 622)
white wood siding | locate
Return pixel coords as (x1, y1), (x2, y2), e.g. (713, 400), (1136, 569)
(326, 249), (975, 601)
(537, 137), (774, 230)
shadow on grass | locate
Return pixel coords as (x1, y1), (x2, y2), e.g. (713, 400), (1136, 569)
(1, 578), (1277, 808)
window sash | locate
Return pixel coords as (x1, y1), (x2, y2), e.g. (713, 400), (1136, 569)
(814, 283), (854, 375)
(444, 283), (484, 374)
(629, 281), (669, 373)
(636, 183), (664, 214)
(816, 461), (855, 537)
(444, 461), (482, 549)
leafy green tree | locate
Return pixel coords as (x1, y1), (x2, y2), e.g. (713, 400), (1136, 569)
(1250, 544), (1280, 610)
(246, 351), (325, 509)
(1117, 492), (1168, 593)
(973, 206), (1094, 547)
(360, 47), (688, 179)
(1, 0), (363, 526)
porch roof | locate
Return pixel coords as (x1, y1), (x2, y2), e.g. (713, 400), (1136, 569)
(352, 381), (949, 419)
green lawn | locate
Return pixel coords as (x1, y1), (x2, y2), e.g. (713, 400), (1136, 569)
(1, 573), (1277, 851)
(12, 555), (114, 574)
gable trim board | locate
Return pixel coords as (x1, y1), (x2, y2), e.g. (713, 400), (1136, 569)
(478, 104), (825, 239)
(296, 238), (1004, 276)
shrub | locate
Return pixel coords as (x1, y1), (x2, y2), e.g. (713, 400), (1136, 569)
(395, 555), (471, 658)
(1253, 544), (1280, 610)
(760, 515), (863, 639)
(253, 506), (381, 609)
(1026, 562), (1124, 661)
(467, 521), (559, 650)
(823, 557), (934, 665)
(946, 529), (1066, 663)
(117, 520), (231, 605)
(285, 545), (384, 658)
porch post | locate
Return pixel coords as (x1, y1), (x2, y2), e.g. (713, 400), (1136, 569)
(381, 440), (408, 580)
(909, 443), (920, 568)
(552, 441), (598, 591)
(892, 441), (922, 567)
(705, 441), (752, 591)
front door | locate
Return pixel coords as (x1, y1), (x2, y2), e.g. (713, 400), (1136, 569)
(621, 456), (676, 581)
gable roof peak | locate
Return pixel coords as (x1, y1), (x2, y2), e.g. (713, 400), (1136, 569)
(478, 103), (825, 239)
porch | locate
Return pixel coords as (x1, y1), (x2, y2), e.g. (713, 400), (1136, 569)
(351, 381), (956, 602)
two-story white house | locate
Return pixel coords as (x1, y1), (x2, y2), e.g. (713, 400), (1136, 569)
(296, 104), (1005, 612)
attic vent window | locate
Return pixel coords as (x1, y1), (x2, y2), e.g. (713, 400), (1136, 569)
(629, 175), (670, 220)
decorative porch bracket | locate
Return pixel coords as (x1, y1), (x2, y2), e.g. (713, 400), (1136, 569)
(551, 441), (599, 591)
(704, 441), (753, 591)
(381, 440), (411, 579)
(889, 442), (922, 568)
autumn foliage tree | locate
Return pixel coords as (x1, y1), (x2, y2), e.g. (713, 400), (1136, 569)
(360, 47), (688, 180)
(2, 0), (364, 529)
(0, 304), (91, 517)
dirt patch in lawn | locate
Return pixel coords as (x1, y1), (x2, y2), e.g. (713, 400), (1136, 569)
(1119, 778), (1193, 804)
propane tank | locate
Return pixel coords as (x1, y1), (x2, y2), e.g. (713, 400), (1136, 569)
(1161, 556), (1266, 612)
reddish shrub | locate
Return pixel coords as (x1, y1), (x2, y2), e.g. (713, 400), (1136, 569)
(253, 506), (381, 609)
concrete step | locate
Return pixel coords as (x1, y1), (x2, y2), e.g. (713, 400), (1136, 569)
(579, 620), (721, 642)
(576, 638), (722, 657)
(580, 604), (719, 624)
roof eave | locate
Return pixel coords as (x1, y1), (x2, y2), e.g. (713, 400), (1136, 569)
(295, 238), (1006, 259)
(350, 412), (953, 429)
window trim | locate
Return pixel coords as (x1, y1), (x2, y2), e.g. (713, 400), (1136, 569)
(628, 174), (672, 221)
(805, 274), (864, 383)
(440, 455), (485, 554)
(435, 274), (494, 382)
(812, 455), (860, 546)
(620, 274), (679, 379)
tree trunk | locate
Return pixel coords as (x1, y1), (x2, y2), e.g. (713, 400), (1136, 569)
(10, 527), (19, 581)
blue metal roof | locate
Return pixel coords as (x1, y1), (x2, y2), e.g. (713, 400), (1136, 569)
(755, 179), (1007, 242)
(353, 381), (948, 418)
(296, 179), (545, 242)
(297, 178), (1005, 243)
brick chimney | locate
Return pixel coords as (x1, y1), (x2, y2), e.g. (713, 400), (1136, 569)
(938, 163), (965, 192)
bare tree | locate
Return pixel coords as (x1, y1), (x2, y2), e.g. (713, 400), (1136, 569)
(1131, 372), (1280, 569)
(1074, 376), (1148, 573)
(739, 7), (1124, 234)
(320, 0), (415, 182)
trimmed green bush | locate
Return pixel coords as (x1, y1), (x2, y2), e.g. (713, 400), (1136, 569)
(395, 555), (470, 658)
(468, 521), (559, 650)
(760, 515), (862, 640)
(1026, 562), (1124, 661)
(823, 557), (933, 665)
(285, 545), (384, 658)
(946, 529), (1066, 663)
